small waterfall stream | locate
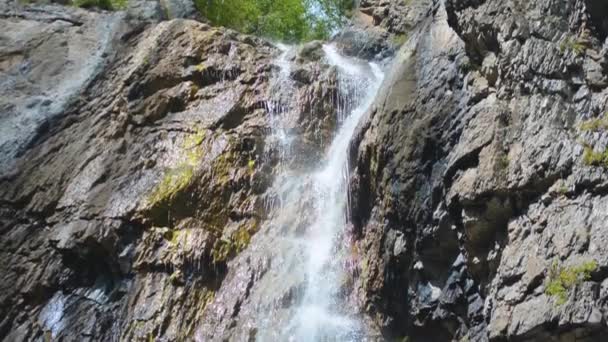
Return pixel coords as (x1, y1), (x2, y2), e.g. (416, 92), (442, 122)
(266, 45), (384, 341)
(288, 45), (383, 341)
(199, 42), (386, 342)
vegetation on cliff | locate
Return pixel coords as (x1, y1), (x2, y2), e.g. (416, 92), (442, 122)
(72, 0), (127, 10)
(545, 260), (598, 305)
(580, 113), (608, 168)
(194, 0), (353, 42)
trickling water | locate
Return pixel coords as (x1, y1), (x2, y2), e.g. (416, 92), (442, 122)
(263, 44), (384, 341)
(264, 43), (296, 167)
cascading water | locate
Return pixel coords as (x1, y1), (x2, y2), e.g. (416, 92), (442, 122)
(288, 45), (383, 341)
(198, 42), (385, 342)
(265, 45), (384, 341)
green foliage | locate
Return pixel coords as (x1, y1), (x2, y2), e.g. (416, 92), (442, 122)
(578, 113), (608, 169)
(545, 260), (598, 305)
(583, 146), (608, 168)
(112, 0), (127, 9)
(194, 0), (353, 42)
(72, 0), (127, 10)
(580, 112), (608, 132)
(559, 37), (587, 56)
(391, 33), (408, 46)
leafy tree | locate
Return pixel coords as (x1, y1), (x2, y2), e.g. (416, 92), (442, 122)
(195, 0), (353, 42)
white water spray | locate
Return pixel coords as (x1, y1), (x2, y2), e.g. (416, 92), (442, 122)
(286, 45), (384, 342)
(256, 44), (384, 340)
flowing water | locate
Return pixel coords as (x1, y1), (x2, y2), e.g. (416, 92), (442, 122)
(199, 43), (385, 342)
(266, 45), (384, 341)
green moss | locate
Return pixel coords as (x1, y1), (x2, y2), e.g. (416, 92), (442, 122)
(184, 128), (206, 149)
(583, 146), (608, 168)
(148, 164), (194, 205)
(211, 238), (232, 264)
(497, 154), (510, 171)
(211, 220), (258, 264)
(162, 228), (183, 246)
(147, 129), (207, 208)
(391, 33), (408, 46)
(190, 84), (200, 99)
(212, 153), (235, 185)
(545, 260), (598, 305)
(168, 270), (183, 285)
(580, 112), (608, 132)
(560, 37), (587, 56)
(233, 227), (252, 251)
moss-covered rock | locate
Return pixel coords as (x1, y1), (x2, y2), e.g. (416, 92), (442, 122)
(545, 260), (598, 305)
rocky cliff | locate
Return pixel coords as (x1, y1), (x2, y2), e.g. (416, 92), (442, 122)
(350, 0), (608, 340)
(1, 0), (608, 341)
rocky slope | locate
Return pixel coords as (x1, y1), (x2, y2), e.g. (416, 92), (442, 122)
(1, 0), (608, 341)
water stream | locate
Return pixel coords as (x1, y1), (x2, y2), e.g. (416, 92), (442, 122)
(267, 45), (384, 341)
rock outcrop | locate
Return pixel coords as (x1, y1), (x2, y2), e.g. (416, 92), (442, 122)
(349, 0), (608, 340)
(2, 0), (608, 341)
(0, 1), (339, 341)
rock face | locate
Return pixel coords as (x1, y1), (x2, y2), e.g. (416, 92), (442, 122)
(2, 0), (608, 341)
(348, 0), (608, 340)
(0, 2), (338, 341)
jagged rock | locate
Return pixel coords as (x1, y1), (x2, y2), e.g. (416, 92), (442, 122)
(348, 0), (608, 340)
(0, 2), (340, 340)
(3, 0), (608, 340)
(297, 40), (324, 61)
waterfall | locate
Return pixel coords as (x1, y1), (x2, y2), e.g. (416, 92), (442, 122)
(288, 45), (383, 341)
(198, 42), (385, 342)
(267, 45), (384, 341)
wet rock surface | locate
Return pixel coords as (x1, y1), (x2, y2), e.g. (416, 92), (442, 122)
(2, 0), (608, 341)
(0, 1), (340, 341)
